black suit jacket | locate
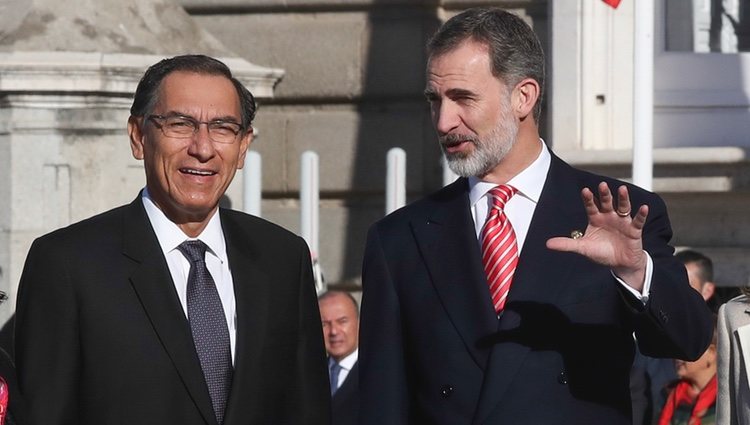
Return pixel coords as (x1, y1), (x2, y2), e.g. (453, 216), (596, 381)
(15, 198), (331, 425)
(359, 153), (713, 425)
(332, 360), (358, 425)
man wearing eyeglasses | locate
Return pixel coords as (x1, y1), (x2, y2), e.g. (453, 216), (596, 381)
(15, 55), (331, 425)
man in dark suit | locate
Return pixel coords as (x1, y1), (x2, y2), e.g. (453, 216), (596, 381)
(318, 291), (359, 425)
(15, 55), (330, 425)
(359, 8), (714, 425)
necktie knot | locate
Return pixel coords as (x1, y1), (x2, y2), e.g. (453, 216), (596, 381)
(178, 240), (208, 264)
(488, 185), (517, 211)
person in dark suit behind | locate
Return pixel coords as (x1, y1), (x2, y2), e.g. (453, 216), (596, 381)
(319, 291), (359, 425)
(359, 7), (714, 425)
(15, 55), (330, 425)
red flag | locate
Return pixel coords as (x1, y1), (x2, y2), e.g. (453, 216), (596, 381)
(602, 0), (621, 8)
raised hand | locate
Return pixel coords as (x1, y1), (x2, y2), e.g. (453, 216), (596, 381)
(546, 182), (649, 291)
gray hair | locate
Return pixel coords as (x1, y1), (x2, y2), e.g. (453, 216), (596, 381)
(427, 7), (545, 122)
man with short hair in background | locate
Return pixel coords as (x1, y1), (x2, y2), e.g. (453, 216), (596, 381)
(676, 250), (716, 310)
(319, 291), (359, 425)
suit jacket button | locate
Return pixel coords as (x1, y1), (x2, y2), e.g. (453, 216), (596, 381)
(557, 372), (568, 385)
(440, 385), (454, 398)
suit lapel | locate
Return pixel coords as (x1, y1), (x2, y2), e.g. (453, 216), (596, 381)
(332, 360), (358, 402)
(410, 179), (498, 370)
(473, 155), (588, 424)
(122, 198), (217, 425)
(220, 212), (272, 425)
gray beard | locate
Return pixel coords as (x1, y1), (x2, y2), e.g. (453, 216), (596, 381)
(441, 111), (519, 178)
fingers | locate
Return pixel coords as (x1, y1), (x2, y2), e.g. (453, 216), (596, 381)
(632, 204), (649, 230)
(546, 236), (580, 254)
(581, 182), (648, 224)
(587, 183), (640, 219)
(597, 182), (615, 214)
(616, 185), (631, 217)
(581, 187), (600, 217)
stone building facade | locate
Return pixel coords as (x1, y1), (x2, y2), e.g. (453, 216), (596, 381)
(1, 0), (748, 324)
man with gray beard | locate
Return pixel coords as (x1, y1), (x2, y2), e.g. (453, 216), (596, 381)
(358, 7), (713, 425)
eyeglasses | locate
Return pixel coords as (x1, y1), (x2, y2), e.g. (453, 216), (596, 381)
(146, 114), (245, 144)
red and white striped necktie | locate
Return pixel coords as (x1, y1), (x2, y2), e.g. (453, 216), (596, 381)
(481, 185), (519, 314)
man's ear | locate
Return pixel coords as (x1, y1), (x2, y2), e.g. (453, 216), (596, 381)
(701, 281), (715, 301)
(512, 78), (540, 120)
(128, 116), (145, 160)
(236, 129), (254, 170)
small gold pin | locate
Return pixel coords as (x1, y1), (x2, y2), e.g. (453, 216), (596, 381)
(570, 230), (584, 240)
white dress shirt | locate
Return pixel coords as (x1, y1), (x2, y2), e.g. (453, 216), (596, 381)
(468, 140), (653, 302)
(332, 348), (358, 389)
(142, 189), (237, 363)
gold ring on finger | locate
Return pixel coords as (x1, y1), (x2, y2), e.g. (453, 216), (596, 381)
(616, 209), (630, 217)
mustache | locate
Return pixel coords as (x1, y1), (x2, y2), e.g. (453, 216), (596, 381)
(439, 133), (479, 147)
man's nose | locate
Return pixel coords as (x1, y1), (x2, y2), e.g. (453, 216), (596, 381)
(434, 101), (460, 135)
(187, 125), (216, 159)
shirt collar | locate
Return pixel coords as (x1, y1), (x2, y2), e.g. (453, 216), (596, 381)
(468, 138), (551, 207)
(335, 348), (359, 371)
(141, 188), (228, 263)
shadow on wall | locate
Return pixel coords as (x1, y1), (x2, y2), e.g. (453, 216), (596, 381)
(340, 4), (441, 285)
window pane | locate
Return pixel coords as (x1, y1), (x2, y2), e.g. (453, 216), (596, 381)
(665, 0), (750, 52)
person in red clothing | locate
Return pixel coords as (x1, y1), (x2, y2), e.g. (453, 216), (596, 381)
(658, 318), (718, 425)
(0, 291), (25, 425)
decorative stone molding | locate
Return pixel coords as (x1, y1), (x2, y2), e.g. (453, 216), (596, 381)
(0, 51), (284, 106)
(557, 146), (750, 192)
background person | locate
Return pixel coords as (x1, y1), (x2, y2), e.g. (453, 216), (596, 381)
(318, 291), (359, 425)
(633, 250), (719, 425)
(716, 286), (750, 425)
(0, 291), (24, 425)
(657, 318), (718, 425)
(676, 250), (717, 312)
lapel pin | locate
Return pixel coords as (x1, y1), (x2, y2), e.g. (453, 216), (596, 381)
(570, 230), (584, 240)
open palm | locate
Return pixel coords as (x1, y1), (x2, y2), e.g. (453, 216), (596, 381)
(546, 182), (649, 291)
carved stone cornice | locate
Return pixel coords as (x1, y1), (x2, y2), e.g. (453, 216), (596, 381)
(0, 51), (284, 106)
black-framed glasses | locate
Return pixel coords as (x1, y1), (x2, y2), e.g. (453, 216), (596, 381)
(147, 114), (245, 144)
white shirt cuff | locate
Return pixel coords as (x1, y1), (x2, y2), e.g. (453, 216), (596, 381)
(612, 251), (653, 304)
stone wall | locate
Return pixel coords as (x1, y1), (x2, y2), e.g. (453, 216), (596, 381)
(181, 0), (550, 287)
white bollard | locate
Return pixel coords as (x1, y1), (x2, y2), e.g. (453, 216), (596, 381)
(632, 0), (654, 191)
(386, 148), (407, 215)
(243, 151), (262, 217)
(300, 151), (324, 294)
(300, 151), (319, 257)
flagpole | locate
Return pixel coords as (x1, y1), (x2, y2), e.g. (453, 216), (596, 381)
(632, 0), (654, 191)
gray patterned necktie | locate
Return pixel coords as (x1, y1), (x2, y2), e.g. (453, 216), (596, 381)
(177, 240), (233, 424)
(329, 359), (342, 395)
